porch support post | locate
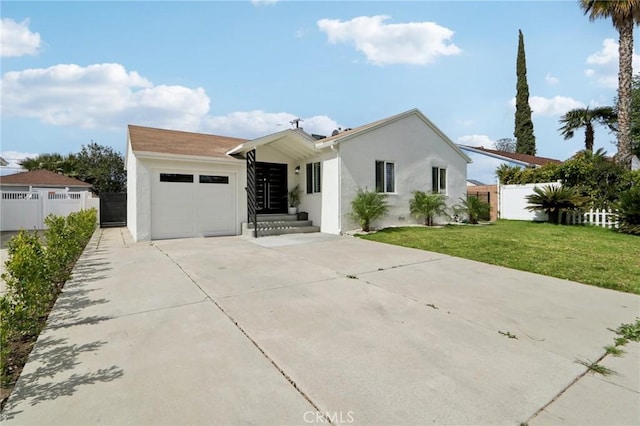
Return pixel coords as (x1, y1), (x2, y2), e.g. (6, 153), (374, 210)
(246, 149), (258, 237)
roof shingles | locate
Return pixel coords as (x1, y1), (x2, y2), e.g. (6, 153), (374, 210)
(128, 125), (247, 159)
(465, 146), (562, 166)
(0, 169), (92, 187)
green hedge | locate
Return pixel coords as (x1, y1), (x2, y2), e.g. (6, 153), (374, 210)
(0, 208), (96, 386)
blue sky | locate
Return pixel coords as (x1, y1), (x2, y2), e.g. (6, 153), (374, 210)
(1, 1), (638, 176)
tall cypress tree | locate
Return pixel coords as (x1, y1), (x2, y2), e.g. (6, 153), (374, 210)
(514, 29), (536, 155)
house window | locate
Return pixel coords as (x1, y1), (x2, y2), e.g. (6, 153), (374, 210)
(432, 167), (447, 194)
(160, 173), (193, 183)
(375, 161), (395, 193)
(199, 175), (229, 184)
(306, 162), (321, 194)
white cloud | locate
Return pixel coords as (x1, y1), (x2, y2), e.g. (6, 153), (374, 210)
(317, 15), (461, 66)
(1, 18), (41, 57)
(0, 150), (39, 174)
(585, 38), (640, 88)
(1, 63), (210, 131)
(1, 62), (344, 140)
(457, 134), (493, 147)
(545, 73), (559, 85)
(509, 96), (585, 116)
(203, 111), (340, 139)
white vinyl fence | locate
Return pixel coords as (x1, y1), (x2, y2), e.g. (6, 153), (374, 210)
(1, 190), (96, 231)
(498, 181), (619, 229)
(498, 182), (559, 221)
(566, 209), (619, 229)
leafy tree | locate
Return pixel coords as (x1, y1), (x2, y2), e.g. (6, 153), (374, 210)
(458, 195), (491, 224)
(526, 185), (584, 225)
(19, 142), (125, 195)
(558, 106), (617, 153)
(19, 153), (78, 176)
(514, 29), (536, 155)
(497, 149), (634, 208)
(493, 138), (517, 153)
(349, 188), (389, 232)
(580, 0), (640, 168)
(616, 184), (640, 235)
(409, 191), (448, 226)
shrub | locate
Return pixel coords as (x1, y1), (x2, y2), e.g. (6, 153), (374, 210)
(349, 189), (389, 232)
(409, 191), (448, 226)
(1, 208), (97, 387)
(526, 185), (584, 225)
(458, 195), (491, 224)
(617, 185), (640, 235)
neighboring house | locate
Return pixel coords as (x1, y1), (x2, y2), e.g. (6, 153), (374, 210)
(1, 170), (95, 232)
(0, 169), (93, 193)
(466, 179), (487, 187)
(127, 109), (470, 241)
(458, 145), (562, 184)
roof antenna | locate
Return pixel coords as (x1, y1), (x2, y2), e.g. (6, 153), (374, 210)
(290, 118), (303, 129)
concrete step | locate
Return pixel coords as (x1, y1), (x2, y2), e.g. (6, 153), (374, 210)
(251, 226), (321, 237)
(256, 214), (299, 222)
(244, 220), (313, 230)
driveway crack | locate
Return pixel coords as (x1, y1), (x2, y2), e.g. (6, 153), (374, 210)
(154, 245), (329, 422)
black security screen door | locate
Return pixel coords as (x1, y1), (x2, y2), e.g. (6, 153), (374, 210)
(256, 162), (288, 214)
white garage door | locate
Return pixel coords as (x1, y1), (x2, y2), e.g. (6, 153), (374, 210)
(151, 171), (236, 239)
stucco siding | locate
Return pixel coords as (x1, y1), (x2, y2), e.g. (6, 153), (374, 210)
(126, 143), (138, 240)
(338, 114), (467, 231)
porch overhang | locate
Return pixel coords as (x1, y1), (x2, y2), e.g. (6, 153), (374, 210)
(226, 129), (320, 161)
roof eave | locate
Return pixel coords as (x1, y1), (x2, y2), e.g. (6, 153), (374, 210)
(458, 145), (532, 167)
(132, 150), (244, 164)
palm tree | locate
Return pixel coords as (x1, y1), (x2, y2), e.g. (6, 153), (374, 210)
(579, 0), (640, 167)
(409, 191), (448, 226)
(458, 195), (491, 224)
(526, 185), (584, 225)
(349, 188), (389, 232)
(558, 106), (617, 153)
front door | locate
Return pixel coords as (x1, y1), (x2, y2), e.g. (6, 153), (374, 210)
(256, 162), (288, 214)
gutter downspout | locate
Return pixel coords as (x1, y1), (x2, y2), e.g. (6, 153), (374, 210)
(330, 144), (342, 234)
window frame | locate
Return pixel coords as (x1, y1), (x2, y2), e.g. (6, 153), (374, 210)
(160, 173), (194, 183)
(375, 160), (395, 193)
(306, 161), (322, 194)
(199, 175), (229, 184)
(431, 167), (447, 194)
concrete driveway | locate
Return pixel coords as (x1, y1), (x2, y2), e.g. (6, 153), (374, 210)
(1, 227), (639, 425)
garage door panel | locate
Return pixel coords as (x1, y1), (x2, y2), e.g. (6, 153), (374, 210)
(151, 170), (237, 240)
(197, 174), (236, 236)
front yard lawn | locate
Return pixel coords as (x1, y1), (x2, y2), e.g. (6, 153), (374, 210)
(359, 220), (640, 294)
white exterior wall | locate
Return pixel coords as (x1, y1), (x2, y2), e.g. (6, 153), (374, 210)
(295, 150), (339, 233)
(126, 143), (138, 240)
(128, 153), (246, 241)
(338, 114), (468, 231)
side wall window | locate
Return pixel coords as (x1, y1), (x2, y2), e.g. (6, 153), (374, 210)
(375, 161), (395, 193)
(431, 167), (447, 194)
(306, 162), (321, 194)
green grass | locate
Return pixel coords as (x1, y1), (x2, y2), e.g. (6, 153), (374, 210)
(358, 220), (640, 294)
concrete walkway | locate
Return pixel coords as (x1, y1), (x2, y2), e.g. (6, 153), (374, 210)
(1, 228), (638, 425)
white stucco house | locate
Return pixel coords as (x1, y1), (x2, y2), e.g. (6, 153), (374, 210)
(126, 108), (471, 241)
